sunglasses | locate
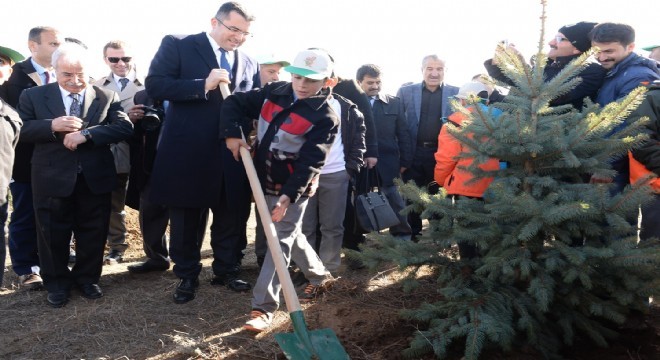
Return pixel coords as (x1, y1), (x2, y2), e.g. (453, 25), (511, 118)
(107, 57), (132, 63)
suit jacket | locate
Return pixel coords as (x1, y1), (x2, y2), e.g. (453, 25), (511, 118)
(145, 32), (260, 208)
(94, 74), (145, 173)
(372, 93), (413, 186)
(17, 83), (133, 198)
(5, 58), (42, 182)
(0, 99), (21, 204)
(396, 82), (459, 158)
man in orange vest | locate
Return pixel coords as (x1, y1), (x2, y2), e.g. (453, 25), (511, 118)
(630, 80), (660, 241)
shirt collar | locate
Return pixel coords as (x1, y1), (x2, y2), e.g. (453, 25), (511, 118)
(30, 58), (48, 74)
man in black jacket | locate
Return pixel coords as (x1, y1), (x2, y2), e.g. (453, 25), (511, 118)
(484, 21), (605, 110)
(357, 64), (413, 240)
(630, 80), (660, 241)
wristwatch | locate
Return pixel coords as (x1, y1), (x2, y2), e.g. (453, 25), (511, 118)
(81, 129), (92, 142)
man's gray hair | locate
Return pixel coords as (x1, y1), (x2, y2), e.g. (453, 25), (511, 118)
(421, 54), (445, 69)
(52, 42), (89, 70)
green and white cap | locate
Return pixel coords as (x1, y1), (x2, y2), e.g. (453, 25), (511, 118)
(284, 49), (333, 80)
(0, 46), (25, 63)
(257, 54), (290, 67)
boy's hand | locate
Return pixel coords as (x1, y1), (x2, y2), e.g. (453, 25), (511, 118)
(271, 195), (291, 223)
(226, 137), (250, 161)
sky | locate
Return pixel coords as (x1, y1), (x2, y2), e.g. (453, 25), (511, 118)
(2, 0), (658, 95)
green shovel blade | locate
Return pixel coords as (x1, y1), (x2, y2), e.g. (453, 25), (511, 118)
(274, 311), (350, 360)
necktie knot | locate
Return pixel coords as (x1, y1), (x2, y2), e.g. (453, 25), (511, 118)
(119, 78), (130, 91)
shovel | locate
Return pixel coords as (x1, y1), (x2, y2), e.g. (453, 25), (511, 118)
(220, 84), (349, 359)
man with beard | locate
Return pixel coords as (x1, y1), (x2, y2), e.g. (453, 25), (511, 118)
(484, 21), (605, 110)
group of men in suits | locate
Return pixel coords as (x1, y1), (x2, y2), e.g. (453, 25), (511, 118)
(1, 1), (462, 307)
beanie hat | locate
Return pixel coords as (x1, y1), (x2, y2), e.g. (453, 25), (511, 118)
(559, 21), (597, 53)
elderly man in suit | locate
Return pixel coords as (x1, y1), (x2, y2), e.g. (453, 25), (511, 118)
(396, 55), (459, 241)
(357, 64), (413, 240)
(94, 40), (145, 265)
(5, 26), (62, 289)
(146, 1), (260, 304)
(17, 43), (133, 307)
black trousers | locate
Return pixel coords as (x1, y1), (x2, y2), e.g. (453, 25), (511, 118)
(168, 187), (245, 280)
(138, 180), (170, 265)
(33, 175), (111, 292)
(402, 147), (439, 235)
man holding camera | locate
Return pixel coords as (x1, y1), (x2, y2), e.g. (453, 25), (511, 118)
(124, 89), (171, 274)
(94, 40), (145, 265)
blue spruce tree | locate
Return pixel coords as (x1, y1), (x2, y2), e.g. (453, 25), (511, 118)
(358, 1), (660, 358)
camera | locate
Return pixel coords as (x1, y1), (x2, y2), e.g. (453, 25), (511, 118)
(140, 105), (163, 131)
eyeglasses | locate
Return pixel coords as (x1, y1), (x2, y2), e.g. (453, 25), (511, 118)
(216, 18), (252, 38)
(554, 36), (569, 43)
(107, 57), (132, 63)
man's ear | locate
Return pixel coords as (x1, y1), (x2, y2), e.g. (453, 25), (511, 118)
(325, 77), (338, 88)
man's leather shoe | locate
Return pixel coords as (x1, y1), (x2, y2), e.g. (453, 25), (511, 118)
(173, 278), (199, 304)
(80, 283), (103, 299)
(211, 274), (252, 292)
(128, 261), (170, 274)
(47, 290), (70, 308)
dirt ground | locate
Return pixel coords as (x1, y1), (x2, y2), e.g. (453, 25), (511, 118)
(1, 206), (658, 359)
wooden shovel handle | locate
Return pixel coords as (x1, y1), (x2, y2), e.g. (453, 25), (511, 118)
(219, 82), (302, 313)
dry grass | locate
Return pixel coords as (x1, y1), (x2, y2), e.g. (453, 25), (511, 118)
(1, 208), (658, 359)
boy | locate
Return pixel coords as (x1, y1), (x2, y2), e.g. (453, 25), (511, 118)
(220, 48), (338, 332)
(434, 81), (501, 259)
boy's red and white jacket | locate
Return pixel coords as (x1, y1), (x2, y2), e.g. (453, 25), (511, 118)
(220, 81), (339, 203)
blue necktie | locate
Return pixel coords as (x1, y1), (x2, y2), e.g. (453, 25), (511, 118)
(119, 78), (129, 91)
(69, 93), (82, 117)
(220, 48), (233, 80)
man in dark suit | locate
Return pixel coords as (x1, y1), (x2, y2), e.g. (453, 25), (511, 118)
(5, 26), (62, 289)
(145, 1), (260, 304)
(17, 43), (133, 307)
(125, 89), (171, 274)
(357, 64), (413, 239)
(396, 55), (459, 241)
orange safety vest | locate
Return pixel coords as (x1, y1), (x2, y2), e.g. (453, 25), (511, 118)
(628, 152), (660, 193)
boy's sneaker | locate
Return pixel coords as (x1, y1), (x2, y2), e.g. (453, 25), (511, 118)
(299, 278), (335, 302)
(299, 283), (320, 302)
(244, 309), (272, 333)
(104, 250), (124, 265)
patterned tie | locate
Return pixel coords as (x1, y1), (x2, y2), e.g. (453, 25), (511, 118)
(119, 78), (129, 91)
(220, 48), (233, 80)
(69, 93), (82, 117)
